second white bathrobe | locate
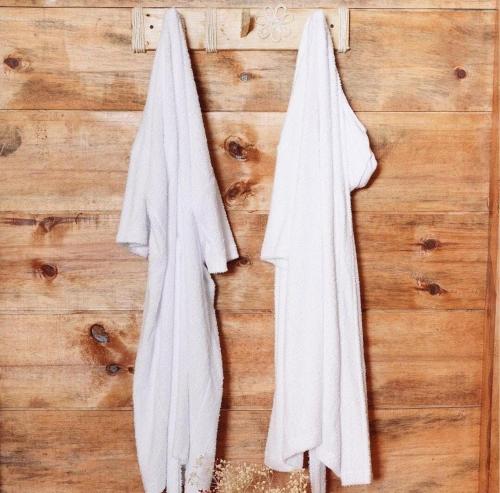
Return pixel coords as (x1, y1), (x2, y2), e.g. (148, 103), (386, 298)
(261, 11), (377, 492)
(116, 9), (238, 493)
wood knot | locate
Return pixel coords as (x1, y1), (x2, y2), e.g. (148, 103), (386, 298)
(224, 136), (251, 161)
(239, 72), (251, 82)
(4, 56), (20, 70)
(90, 324), (109, 344)
(32, 260), (58, 280)
(3, 52), (30, 72)
(39, 216), (63, 233)
(416, 277), (447, 296)
(454, 67), (467, 79)
(41, 263), (58, 279)
(0, 125), (22, 157)
(106, 363), (121, 375)
(237, 256), (251, 267)
(427, 283), (443, 295)
(419, 238), (441, 251)
(225, 181), (253, 206)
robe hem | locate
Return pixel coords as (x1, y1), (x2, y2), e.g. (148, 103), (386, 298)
(116, 241), (149, 258)
(339, 470), (373, 487)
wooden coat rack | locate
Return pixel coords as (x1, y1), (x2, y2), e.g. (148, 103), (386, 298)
(131, 6), (350, 53)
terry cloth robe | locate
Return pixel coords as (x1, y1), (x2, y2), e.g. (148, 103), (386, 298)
(261, 10), (377, 492)
(116, 9), (238, 493)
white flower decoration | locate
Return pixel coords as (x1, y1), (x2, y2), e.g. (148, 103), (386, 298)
(256, 4), (293, 43)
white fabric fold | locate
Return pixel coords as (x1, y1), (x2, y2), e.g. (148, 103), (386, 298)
(261, 10), (377, 491)
(116, 8), (238, 493)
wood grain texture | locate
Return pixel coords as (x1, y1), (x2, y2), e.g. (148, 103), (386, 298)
(0, 111), (491, 213)
(0, 2), (495, 490)
(0, 0), (494, 8)
(0, 408), (480, 492)
(482, 6), (500, 490)
(142, 7), (495, 53)
(0, 9), (494, 111)
(490, 322), (499, 492)
(0, 210), (488, 311)
(0, 310), (483, 410)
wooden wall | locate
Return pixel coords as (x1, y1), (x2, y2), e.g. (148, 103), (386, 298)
(0, 1), (497, 492)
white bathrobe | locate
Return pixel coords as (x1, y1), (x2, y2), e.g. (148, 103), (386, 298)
(116, 9), (238, 493)
(261, 11), (377, 492)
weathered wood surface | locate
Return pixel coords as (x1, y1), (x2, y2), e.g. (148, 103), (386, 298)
(0, 310), (483, 410)
(0, 9), (494, 111)
(0, 310), (483, 367)
(0, 359), (482, 411)
(490, 304), (500, 492)
(0, 0), (494, 8)
(0, 408), (480, 492)
(0, 211), (488, 263)
(482, 6), (500, 489)
(142, 7), (496, 53)
(0, 211), (488, 311)
(0, 2), (494, 491)
(0, 111), (491, 213)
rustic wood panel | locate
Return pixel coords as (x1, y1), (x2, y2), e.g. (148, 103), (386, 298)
(142, 7), (496, 53)
(0, 1), (494, 8)
(482, 5), (500, 488)
(0, 9), (494, 111)
(0, 408), (480, 492)
(490, 321), (500, 492)
(0, 211), (488, 311)
(0, 211), (488, 263)
(1, 360), (481, 410)
(0, 310), (484, 367)
(0, 111), (491, 213)
(0, 247), (486, 311)
(0, 2), (495, 491)
(0, 310), (483, 410)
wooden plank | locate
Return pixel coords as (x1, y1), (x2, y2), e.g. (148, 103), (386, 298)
(0, 210), (488, 311)
(0, 111), (491, 213)
(141, 7), (495, 53)
(0, 1), (494, 9)
(0, 310), (483, 410)
(0, 310), (483, 367)
(490, 318), (499, 492)
(143, 8), (340, 54)
(1, 409), (143, 492)
(0, 408), (480, 492)
(141, 8), (352, 52)
(480, 4), (500, 491)
(209, 111), (490, 214)
(0, 211), (488, 263)
(0, 9), (494, 111)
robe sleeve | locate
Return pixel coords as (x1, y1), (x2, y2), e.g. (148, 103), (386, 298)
(342, 94), (378, 192)
(116, 120), (151, 258)
(194, 175), (239, 274)
(186, 69), (238, 274)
